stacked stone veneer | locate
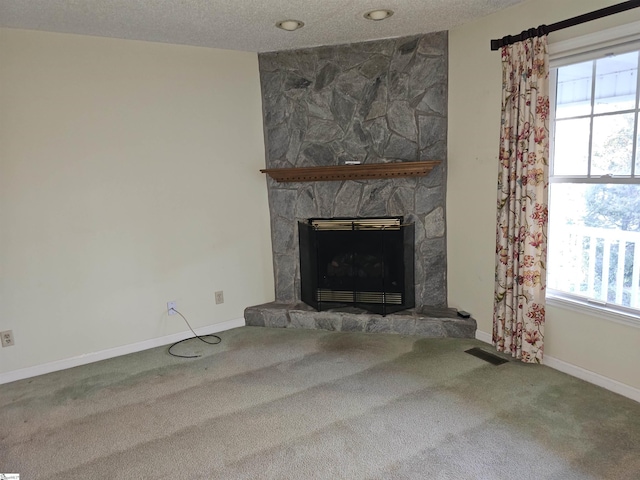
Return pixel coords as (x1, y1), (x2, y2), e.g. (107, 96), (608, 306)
(259, 32), (448, 307)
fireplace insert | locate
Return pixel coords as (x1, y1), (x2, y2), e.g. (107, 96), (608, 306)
(299, 217), (415, 315)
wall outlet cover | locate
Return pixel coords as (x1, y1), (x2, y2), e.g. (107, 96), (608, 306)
(167, 301), (177, 315)
(1, 330), (15, 347)
(215, 291), (224, 304)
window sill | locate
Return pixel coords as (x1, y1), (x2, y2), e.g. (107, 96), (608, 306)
(546, 293), (640, 329)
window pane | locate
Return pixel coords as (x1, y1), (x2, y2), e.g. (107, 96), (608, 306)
(594, 52), (638, 114)
(591, 113), (634, 175)
(556, 60), (593, 119)
(548, 183), (640, 308)
(637, 125), (640, 175)
(553, 118), (590, 175)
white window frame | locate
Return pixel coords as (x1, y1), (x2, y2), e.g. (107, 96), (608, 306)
(548, 21), (640, 329)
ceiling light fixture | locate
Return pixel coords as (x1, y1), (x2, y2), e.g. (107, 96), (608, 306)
(276, 19), (304, 31)
(364, 9), (394, 21)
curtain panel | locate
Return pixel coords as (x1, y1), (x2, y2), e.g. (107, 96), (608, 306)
(493, 36), (549, 364)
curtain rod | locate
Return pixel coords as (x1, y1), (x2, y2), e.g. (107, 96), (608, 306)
(490, 0), (640, 51)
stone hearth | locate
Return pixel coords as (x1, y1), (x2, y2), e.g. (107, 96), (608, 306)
(245, 303), (476, 338)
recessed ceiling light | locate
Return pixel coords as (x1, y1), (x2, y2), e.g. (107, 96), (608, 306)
(364, 9), (394, 21)
(276, 19), (305, 31)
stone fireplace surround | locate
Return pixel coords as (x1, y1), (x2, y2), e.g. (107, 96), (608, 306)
(245, 31), (476, 338)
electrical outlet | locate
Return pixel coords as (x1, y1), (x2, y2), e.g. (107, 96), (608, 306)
(1, 330), (15, 347)
(167, 301), (177, 315)
(215, 291), (224, 305)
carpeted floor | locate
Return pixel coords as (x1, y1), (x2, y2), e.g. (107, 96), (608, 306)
(1, 326), (639, 479)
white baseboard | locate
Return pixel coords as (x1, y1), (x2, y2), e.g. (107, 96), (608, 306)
(542, 355), (640, 403)
(474, 329), (640, 403)
(0, 317), (245, 386)
(475, 330), (493, 344)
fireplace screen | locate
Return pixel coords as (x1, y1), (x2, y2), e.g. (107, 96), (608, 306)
(299, 217), (415, 315)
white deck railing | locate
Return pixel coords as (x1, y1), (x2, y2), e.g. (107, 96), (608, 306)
(548, 225), (640, 309)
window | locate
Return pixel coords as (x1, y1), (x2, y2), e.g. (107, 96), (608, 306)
(548, 43), (640, 319)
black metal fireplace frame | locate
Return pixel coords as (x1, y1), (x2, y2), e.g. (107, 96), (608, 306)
(299, 217), (415, 316)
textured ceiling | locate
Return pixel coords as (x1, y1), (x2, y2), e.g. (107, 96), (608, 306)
(0, 0), (527, 53)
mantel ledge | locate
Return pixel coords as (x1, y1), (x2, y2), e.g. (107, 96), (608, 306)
(260, 160), (441, 183)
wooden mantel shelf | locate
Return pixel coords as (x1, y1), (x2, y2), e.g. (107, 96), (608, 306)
(260, 161), (441, 183)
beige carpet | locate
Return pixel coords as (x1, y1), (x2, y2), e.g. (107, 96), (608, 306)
(1, 326), (639, 479)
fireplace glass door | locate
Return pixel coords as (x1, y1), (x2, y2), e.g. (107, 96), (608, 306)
(299, 217), (414, 315)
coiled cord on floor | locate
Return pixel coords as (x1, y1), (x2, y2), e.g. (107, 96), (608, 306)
(168, 308), (221, 359)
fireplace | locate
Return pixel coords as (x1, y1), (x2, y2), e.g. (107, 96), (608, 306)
(298, 217), (415, 315)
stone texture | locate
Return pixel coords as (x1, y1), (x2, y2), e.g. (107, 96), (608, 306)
(259, 70), (283, 97)
(244, 309), (265, 327)
(390, 317), (416, 335)
(390, 37), (419, 73)
(273, 254), (296, 302)
(363, 79), (387, 121)
(415, 185), (443, 215)
(264, 310), (289, 328)
(389, 71), (409, 100)
(424, 207), (445, 238)
(442, 320), (477, 338)
(333, 182), (362, 217)
(398, 37), (420, 55)
(333, 50), (374, 71)
(302, 143), (335, 166)
(418, 115), (448, 162)
(384, 134), (417, 161)
(314, 315), (342, 331)
(308, 90), (334, 119)
(263, 94), (287, 127)
(418, 115), (447, 151)
(417, 83), (447, 115)
(331, 90), (356, 131)
(366, 117), (390, 156)
(267, 123), (290, 160)
(388, 186), (415, 216)
(314, 182), (342, 217)
(269, 188), (297, 220)
(366, 317), (391, 333)
(285, 73), (312, 91)
(272, 217), (294, 253)
(420, 238), (447, 307)
(289, 102), (308, 131)
(259, 32), (448, 308)
(387, 101), (417, 141)
(335, 69), (369, 101)
(359, 55), (389, 79)
(315, 62), (339, 91)
(408, 56), (447, 99)
(289, 311), (317, 329)
(417, 163), (445, 188)
(415, 319), (447, 337)
(287, 129), (305, 166)
(420, 140), (447, 162)
(359, 182), (394, 217)
(305, 120), (341, 144)
(340, 122), (370, 158)
(342, 316), (368, 332)
(244, 303), (476, 339)
(295, 186), (317, 219)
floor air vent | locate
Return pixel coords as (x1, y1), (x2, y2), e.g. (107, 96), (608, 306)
(465, 347), (509, 366)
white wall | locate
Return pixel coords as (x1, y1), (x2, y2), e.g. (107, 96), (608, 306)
(0, 29), (274, 375)
(448, 0), (640, 391)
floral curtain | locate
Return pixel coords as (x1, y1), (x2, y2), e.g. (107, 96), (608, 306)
(493, 36), (549, 364)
